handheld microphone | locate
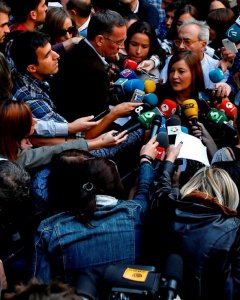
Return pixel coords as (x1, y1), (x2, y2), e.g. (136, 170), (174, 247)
(209, 67), (224, 83)
(123, 58), (138, 70)
(207, 108), (236, 133)
(160, 253), (183, 300)
(113, 78), (128, 95)
(150, 115), (162, 138)
(119, 68), (137, 80)
(216, 98), (237, 120)
(123, 79), (145, 94)
(166, 114), (181, 144)
(159, 99), (178, 118)
(143, 93), (158, 107)
(155, 131), (169, 161)
(144, 79), (157, 93)
(181, 99), (199, 126)
(226, 15), (240, 43)
(118, 109), (158, 134)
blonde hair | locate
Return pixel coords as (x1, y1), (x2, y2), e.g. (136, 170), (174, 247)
(180, 166), (239, 210)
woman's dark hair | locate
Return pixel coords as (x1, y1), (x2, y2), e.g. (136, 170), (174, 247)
(166, 51), (205, 99)
(125, 20), (166, 65)
(48, 150), (125, 224)
(42, 7), (78, 45)
(6, 279), (82, 300)
(207, 8), (235, 49)
(0, 52), (12, 102)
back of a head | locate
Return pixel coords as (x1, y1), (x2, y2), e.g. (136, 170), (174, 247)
(180, 166), (239, 211)
(87, 9), (126, 41)
(0, 52), (12, 102)
(207, 8), (235, 36)
(66, 0), (92, 18)
(7, 0), (41, 23)
(48, 151), (124, 218)
(0, 159), (30, 213)
(8, 280), (82, 300)
(10, 30), (49, 74)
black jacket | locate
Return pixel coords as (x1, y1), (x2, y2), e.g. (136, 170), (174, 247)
(51, 39), (110, 121)
(151, 161), (240, 300)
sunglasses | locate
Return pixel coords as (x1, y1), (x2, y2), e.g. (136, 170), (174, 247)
(59, 26), (75, 37)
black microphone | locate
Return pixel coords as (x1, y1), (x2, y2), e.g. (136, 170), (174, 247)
(165, 115), (181, 145)
(161, 253), (183, 300)
(150, 115), (162, 138)
(155, 131), (169, 165)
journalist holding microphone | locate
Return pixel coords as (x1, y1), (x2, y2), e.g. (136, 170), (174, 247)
(150, 142), (240, 300)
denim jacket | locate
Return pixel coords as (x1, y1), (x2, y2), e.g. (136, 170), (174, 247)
(32, 162), (154, 284)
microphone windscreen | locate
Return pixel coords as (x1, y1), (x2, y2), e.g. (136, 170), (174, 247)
(144, 79), (156, 93)
(157, 131), (169, 149)
(156, 131), (169, 160)
(124, 79), (145, 93)
(216, 98), (237, 120)
(182, 99), (198, 120)
(166, 114), (181, 127)
(159, 99), (178, 118)
(119, 69), (138, 80)
(143, 93), (158, 107)
(123, 59), (138, 70)
(209, 68), (224, 83)
(207, 108), (228, 125)
(138, 110), (157, 129)
(226, 20), (240, 43)
(163, 253), (183, 283)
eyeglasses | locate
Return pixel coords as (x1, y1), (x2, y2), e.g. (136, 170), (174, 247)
(58, 26), (75, 37)
(174, 38), (200, 47)
(103, 36), (126, 46)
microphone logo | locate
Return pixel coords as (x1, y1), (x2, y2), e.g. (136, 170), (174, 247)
(160, 104), (169, 112)
(182, 103), (194, 109)
(134, 106), (144, 115)
(121, 69), (132, 77)
(228, 28), (237, 37)
(209, 110), (220, 120)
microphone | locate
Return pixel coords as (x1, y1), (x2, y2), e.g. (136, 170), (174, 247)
(119, 109), (158, 134)
(119, 68), (138, 80)
(160, 253), (183, 300)
(150, 115), (162, 138)
(155, 131), (169, 161)
(144, 79), (157, 93)
(123, 79), (145, 94)
(159, 99), (178, 118)
(215, 98), (237, 120)
(113, 78), (128, 95)
(166, 114), (181, 145)
(207, 108), (237, 133)
(123, 58), (138, 70)
(226, 15), (240, 43)
(143, 93), (158, 107)
(209, 67), (224, 83)
(181, 99), (199, 126)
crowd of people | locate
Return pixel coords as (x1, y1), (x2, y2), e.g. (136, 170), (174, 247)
(0, 0), (240, 299)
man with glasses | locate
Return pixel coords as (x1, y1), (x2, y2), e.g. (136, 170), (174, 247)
(51, 9), (127, 121)
(160, 19), (231, 98)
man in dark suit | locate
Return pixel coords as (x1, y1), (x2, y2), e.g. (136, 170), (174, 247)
(52, 9), (127, 122)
